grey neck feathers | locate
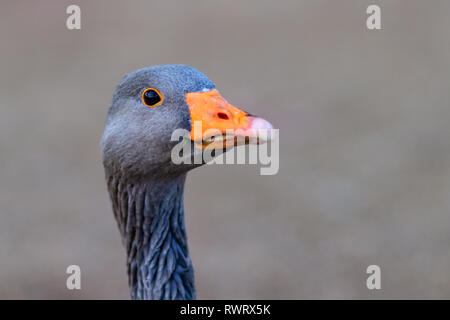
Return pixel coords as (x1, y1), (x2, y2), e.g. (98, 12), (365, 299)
(107, 173), (195, 300)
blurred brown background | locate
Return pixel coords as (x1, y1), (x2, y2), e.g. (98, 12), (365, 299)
(1, 0), (450, 299)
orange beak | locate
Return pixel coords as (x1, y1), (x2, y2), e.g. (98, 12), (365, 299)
(186, 89), (273, 149)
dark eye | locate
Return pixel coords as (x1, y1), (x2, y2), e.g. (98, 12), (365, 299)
(142, 88), (163, 107)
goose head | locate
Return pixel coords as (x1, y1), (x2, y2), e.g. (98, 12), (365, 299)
(101, 64), (273, 181)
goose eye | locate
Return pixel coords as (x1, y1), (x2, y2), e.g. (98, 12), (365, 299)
(142, 88), (163, 107)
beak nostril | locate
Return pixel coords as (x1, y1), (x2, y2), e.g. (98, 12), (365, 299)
(217, 112), (229, 120)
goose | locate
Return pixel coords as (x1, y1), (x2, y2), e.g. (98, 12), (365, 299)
(101, 64), (273, 300)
